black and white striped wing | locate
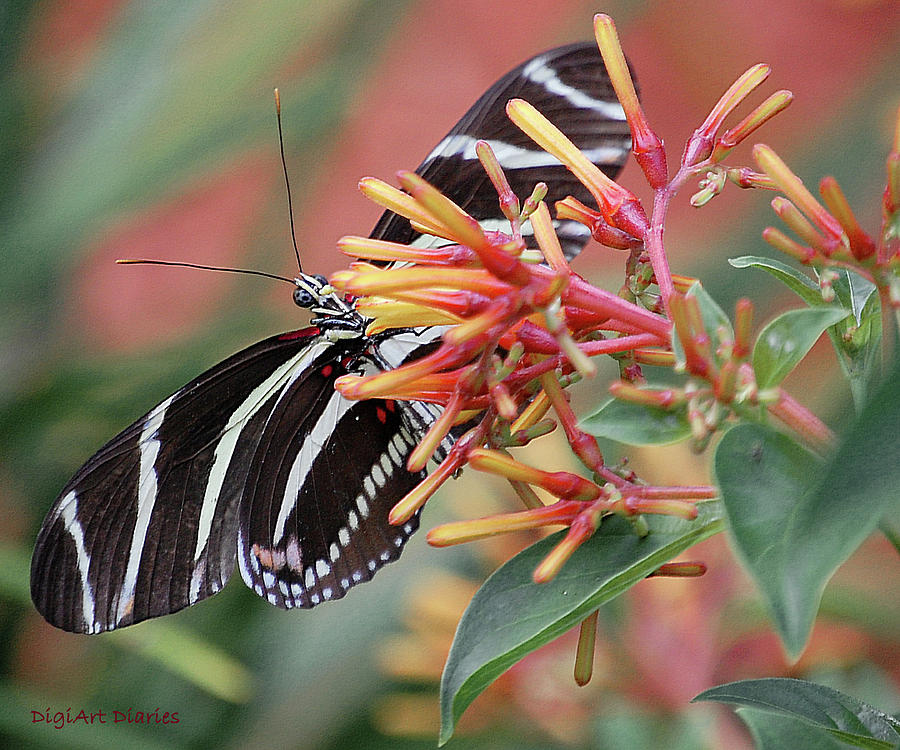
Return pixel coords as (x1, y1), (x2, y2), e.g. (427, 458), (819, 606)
(370, 42), (631, 259)
(32, 331), (359, 631)
(236, 373), (425, 609)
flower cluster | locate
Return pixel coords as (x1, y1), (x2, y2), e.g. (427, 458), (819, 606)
(328, 13), (899, 683)
(332, 160), (712, 571)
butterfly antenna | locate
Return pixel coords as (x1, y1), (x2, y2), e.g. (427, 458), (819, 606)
(116, 258), (297, 285)
(274, 88), (303, 273)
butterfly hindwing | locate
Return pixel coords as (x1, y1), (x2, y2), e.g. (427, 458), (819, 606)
(237, 368), (424, 608)
(236, 327), (447, 608)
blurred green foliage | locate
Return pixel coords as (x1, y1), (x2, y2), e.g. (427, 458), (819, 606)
(1, 2), (897, 749)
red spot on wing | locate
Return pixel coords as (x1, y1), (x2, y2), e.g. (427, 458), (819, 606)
(279, 326), (320, 340)
(385, 400), (396, 412)
(320, 364), (333, 377)
(376, 406), (388, 424)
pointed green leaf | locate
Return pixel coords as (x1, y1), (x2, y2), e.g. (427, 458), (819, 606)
(830, 268), (877, 326)
(715, 424), (822, 656)
(694, 678), (900, 748)
(737, 708), (849, 749)
(752, 306), (848, 388)
(715, 358), (900, 657)
(580, 397), (691, 445)
(830, 276), (882, 408)
(439, 503), (724, 744)
(729, 255), (821, 306)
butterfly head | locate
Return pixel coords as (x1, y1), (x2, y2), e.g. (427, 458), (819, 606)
(293, 272), (355, 320)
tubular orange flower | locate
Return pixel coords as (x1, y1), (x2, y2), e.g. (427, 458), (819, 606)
(770, 196), (840, 257)
(710, 89), (793, 163)
(506, 98), (650, 240)
(819, 176), (876, 261)
(399, 171), (533, 287)
(338, 235), (480, 266)
(684, 64), (770, 168)
(608, 381), (685, 409)
(533, 506), (605, 583)
(631, 348), (674, 368)
(762, 226), (817, 264)
(476, 139), (521, 224)
(510, 389), (551, 433)
(468, 448), (602, 502)
(593, 13), (667, 188)
(426, 501), (583, 547)
(753, 144), (847, 245)
(358, 176), (453, 238)
(407, 394), (467, 472)
(556, 196), (643, 249)
(623, 495), (698, 520)
(356, 299), (462, 333)
(733, 298), (754, 360)
(573, 610), (599, 686)
(726, 167), (778, 190)
(331, 265), (511, 298)
(530, 200), (568, 271)
(389, 466), (454, 526)
(647, 562), (708, 578)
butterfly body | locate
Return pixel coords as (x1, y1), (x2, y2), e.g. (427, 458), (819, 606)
(32, 42), (632, 633)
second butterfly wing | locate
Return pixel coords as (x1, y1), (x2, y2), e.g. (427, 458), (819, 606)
(370, 42), (630, 258)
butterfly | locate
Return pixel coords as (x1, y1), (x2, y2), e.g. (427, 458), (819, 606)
(31, 42), (632, 633)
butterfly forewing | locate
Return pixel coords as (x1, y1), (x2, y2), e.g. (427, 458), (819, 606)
(32, 41), (633, 632)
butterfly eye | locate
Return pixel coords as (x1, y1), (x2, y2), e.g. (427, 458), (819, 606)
(314, 274), (328, 286)
(293, 287), (315, 308)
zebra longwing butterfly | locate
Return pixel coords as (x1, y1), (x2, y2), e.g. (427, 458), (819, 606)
(31, 42), (632, 633)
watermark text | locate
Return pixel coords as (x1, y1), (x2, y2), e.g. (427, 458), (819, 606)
(31, 707), (179, 729)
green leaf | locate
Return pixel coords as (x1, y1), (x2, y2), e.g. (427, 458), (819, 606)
(830, 277), (882, 408)
(439, 503), (725, 745)
(715, 424), (822, 656)
(694, 678), (900, 748)
(830, 268), (877, 326)
(729, 255), (822, 306)
(579, 397), (691, 445)
(752, 306), (849, 389)
(737, 708), (850, 750)
(730, 256), (881, 403)
(715, 357), (900, 657)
